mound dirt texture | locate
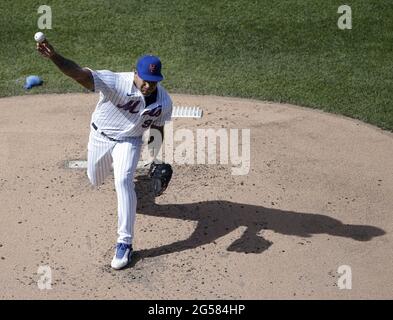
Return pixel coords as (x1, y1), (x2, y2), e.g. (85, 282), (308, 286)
(0, 93), (392, 299)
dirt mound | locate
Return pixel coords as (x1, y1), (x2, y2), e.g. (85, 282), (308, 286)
(0, 93), (392, 299)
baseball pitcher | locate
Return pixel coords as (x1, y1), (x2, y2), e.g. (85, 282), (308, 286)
(36, 38), (173, 270)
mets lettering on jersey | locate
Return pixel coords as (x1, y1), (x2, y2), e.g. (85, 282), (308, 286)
(117, 100), (140, 113)
(89, 70), (172, 140)
(141, 105), (162, 117)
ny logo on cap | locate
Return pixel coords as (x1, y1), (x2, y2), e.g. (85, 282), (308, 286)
(149, 64), (157, 74)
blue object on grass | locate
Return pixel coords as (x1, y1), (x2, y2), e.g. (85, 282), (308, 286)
(24, 75), (43, 89)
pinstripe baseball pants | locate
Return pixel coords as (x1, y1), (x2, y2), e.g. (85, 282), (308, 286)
(87, 128), (143, 245)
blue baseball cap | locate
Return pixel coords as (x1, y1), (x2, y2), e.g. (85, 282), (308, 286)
(136, 55), (164, 82)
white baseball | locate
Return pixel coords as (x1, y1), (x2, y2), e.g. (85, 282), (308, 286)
(34, 32), (46, 43)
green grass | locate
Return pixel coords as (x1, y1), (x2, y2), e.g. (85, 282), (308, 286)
(1, 0), (393, 130)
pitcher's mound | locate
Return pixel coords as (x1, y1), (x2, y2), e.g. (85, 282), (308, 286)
(0, 93), (392, 299)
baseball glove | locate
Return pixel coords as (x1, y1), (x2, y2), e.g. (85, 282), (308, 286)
(148, 162), (173, 197)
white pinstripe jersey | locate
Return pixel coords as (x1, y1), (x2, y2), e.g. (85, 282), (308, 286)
(90, 70), (172, 140)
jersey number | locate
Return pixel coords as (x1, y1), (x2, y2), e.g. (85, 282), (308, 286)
(142, 119), (153, 128)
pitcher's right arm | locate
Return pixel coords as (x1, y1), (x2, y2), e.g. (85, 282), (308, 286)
(37, 40), (94, 91)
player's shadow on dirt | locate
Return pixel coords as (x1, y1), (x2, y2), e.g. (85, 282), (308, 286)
(131, 176), (385, 263)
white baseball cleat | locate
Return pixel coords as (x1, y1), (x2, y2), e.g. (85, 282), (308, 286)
(111, 243), (133, 270)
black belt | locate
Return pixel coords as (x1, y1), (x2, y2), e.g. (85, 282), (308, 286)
(91, 122), (121, 142)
